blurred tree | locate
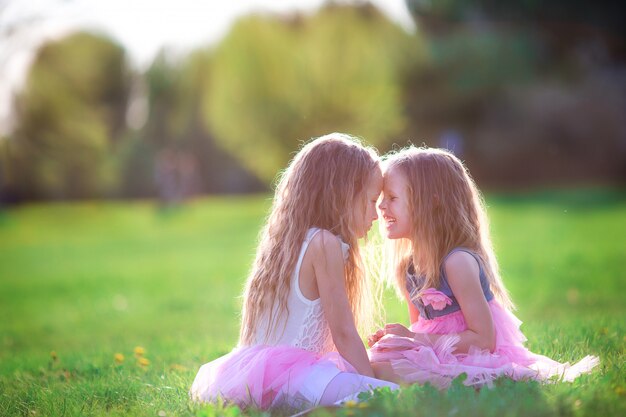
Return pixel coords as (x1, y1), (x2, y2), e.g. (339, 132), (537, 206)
(206, 3), (427, 183)
(4, 31), (131, 200)
(0, 136), (8, 205)
(406, 0), (624, 44)
(407, 0), (625, 77)
(398, 29), (539, 146)
(120, 49), (263, 200)
(176, 50), (264, 194)
(402, 0), (626, 186)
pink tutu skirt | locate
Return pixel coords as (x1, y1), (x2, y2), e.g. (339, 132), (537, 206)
(190, 344), (356, 409)
(369, 301), (599, 388)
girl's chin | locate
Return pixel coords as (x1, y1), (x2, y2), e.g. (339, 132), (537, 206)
(380, 222), (406, 239)
(384, 227), (407, 240)
(384, 230), (400, 239)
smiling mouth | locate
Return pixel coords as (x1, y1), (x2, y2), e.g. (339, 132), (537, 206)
(383, 215), (396, 226)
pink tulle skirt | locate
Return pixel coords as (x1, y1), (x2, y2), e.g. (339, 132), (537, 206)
(190, 345), (356, 409)
(369, 301), (599, 388)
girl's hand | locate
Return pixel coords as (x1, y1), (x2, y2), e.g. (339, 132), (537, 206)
(367, 329), (385, 347)
(384, 323), (415, 338)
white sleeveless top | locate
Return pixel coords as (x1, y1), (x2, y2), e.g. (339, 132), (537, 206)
(252, 228), (350, 355)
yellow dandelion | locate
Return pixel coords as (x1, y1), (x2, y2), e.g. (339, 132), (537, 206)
(344, 400), (357, 408)
(134, 346), (146, 357)
(50, 351), (58, 361)
(114, 353), (125, 364)
(138, 357), (150, 367)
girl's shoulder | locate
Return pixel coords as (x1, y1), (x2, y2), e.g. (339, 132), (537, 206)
(308, 229), (341, 254)
(306, 228), (350, 261)
(442, 250), (481, 292)
(441, 247), (494, 301)
(442, 249), (481, 278)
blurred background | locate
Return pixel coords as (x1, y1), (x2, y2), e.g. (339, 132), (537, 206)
(0, 0), (624, 204)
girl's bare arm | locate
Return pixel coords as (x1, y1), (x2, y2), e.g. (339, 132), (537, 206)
(310, 230), (375, 377)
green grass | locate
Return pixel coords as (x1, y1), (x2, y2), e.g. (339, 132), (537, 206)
(0, 189), (624, 417)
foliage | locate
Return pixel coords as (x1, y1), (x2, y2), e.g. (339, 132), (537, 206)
(399, 0), (626, 187)
(406, 0), (624, 33)
(1, 2), (624, 202)
(4, 32), (130, 200)
(206, 3), (427, 182)
(123, 49), (262, 198)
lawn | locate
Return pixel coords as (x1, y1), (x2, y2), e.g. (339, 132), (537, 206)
(0, 189), (624, 416)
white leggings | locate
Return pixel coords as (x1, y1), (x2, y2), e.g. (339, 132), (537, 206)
(318, 372), (399, 405)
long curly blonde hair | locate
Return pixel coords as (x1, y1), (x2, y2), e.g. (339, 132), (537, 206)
(383, 146), (514, 311)
(239, 133), (380, 346)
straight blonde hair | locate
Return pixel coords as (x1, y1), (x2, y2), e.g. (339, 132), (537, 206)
(239, 133), (380, 346)
(383, 146), (514, 311)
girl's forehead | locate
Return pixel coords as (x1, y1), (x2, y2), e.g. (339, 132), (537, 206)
(368, 168), (383, 190)
(383, 166), (404, 181)
(383, 167), (409, 190)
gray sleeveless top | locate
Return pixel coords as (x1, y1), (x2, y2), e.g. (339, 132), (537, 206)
(405, 248), (494, 320)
